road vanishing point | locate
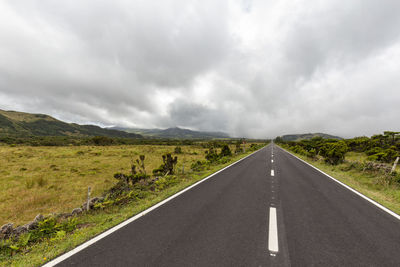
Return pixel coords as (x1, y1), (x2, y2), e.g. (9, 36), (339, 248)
(46, 144), (400, 266)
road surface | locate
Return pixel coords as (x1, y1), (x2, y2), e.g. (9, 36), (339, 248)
(50, 144), (400, 266)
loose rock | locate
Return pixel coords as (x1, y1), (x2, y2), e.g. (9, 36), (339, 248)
(34, 214), (44, 223)
(72, 208), (82, 216)
(82, 197), (103, 211)
(1, 223), (13, 235)
(13, 225), (28, 236)
(0, 223), (14, 239)
(25, 221), (38, 231)
(57, 213), (72, 219)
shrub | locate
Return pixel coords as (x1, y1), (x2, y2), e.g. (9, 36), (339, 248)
(381, 146), (399, 163)
(307, 148), (317, 158)
(366, 147), (383, 156)
(133, 155), (146, 175)
(220, 145), (232, 157)
(155, 175), (179, 191)
(205, 148), (219, 162)
(191, 160), (206, 171)
(217, 156), (230, 164)
(249, 144), (259, 151)
(153, 153), (178, 176)
(91, 136), (114, 145)
(366, 146), (399, 163)
(367, 153), (384, 162)
(292, 145), (307, 156)
(320, 141), (348, 165)
(174, 146), (183, 154)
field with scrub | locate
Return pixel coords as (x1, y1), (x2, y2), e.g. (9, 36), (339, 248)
(0, 142), (266, 266)
(0, 144), (209, 226)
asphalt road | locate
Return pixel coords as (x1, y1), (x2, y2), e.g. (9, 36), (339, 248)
(52, 144), (400, 266)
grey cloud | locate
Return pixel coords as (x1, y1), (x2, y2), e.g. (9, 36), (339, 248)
(1, 0), (400, 138)
(168, 99), (229, 132)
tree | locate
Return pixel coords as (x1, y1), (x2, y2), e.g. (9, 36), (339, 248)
(384, 131), (400, 145)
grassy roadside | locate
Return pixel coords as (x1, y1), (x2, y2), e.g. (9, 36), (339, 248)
(279, 146), (400, 216)
(0, 145), (210, 226)
(0, 147), (263, 267)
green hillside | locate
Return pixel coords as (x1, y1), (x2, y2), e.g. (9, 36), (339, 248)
(112, 126), (230, 139)
(0, 109), (142, 138)
(279, 133), (342, 142)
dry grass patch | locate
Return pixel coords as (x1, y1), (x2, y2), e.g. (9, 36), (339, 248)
(0, 145), (208, 225)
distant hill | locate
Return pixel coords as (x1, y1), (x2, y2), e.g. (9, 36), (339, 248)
(0, 109), (142, 138)
(112, 126), (230, 139)
(279, 133), (342, 142)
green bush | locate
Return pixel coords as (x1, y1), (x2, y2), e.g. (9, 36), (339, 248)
(320, 141), (348, 165)
(0, 216), (79, 255)
(191, 160), (207, 171)
(205, 148), (219, 162)
(366, 147), (383, 156)
(219, 145), (232, 157)
(292, 145), (307, 156)
(381, 146), (399, 163)
(174, 146), (182, 154)
(307, 148), (317, 158)
(217, 156), (230, 164)
(155, 175), (179, 191)
(91, 136), (114, 146)
(153, 153), (178, 176)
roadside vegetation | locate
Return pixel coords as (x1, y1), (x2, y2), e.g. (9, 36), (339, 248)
(276, 131), (400, 215)
(0, 139), (266, 266)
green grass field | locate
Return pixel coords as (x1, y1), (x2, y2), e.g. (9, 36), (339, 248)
(0, 145), (210, 226)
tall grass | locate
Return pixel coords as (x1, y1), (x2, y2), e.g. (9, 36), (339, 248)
(0, 145), (211, 225)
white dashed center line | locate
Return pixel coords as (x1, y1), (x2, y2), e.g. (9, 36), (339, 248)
(268, 207), (279, 255)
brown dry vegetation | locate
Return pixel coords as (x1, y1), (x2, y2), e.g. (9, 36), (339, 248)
(0, 145), (209, 225)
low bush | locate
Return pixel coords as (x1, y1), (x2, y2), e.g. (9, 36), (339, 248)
(219, 145), (232, 157)
(152, 153), (178, 176)
(191, 160), (207, 172)
(319, 141), (348, 165)
(0, 216), (77, 255)
(174, 146), (182, 154)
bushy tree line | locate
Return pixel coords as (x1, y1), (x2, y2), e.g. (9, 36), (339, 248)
(279, 137), (348, 165)
(0, 136), (269, 147)
(0, 136), (197, 146)
(275, 131), (400, 165)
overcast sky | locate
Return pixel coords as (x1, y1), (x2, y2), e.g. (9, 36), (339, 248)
(1, 0), (399, 138)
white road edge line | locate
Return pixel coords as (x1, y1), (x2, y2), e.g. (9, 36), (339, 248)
(271, 169), (275, 176)
(268, 207), (279, 255)
(280, 147), (400, 221)
(43, 147), (266, 267)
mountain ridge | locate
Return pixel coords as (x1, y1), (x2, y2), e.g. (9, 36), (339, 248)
(111, 126), (230, 139)
(0, 109), (142, 138)
(278, 133), (342, 141)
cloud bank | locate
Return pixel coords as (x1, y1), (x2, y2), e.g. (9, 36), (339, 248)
(1, 0), (400, 138)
